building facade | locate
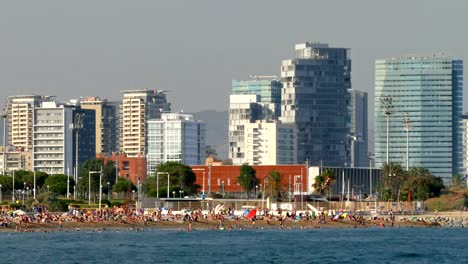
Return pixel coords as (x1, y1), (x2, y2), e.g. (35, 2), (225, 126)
(280, 43), (351, 166)
(147, 113), (206, 174)
(349, 89), (369, 167)
(32, 101), (75, 175)
(374, 56), (463, 182)
(232, 78), (282, 120)
(5, 95), (47, 151)
(80, 97), (119, 155)
(228, 94), (262, 164)
(99, 152), (147, 185)
(243, 121), (297, 165)
(119, 89), (171, 157)
(0, 146), (32, 173)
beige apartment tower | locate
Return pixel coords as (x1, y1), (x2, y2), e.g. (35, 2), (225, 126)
(119, 89), (170, 157)
(5, 95), (47, 151)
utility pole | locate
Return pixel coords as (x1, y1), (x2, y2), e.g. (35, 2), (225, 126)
(403, 112), (411, 171)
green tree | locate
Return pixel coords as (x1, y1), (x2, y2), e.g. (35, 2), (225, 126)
(78, 158), (116, 198)
(313, 169), (335, 196)
(377, 162), (407, 201)
(237, 164), (258, 198)
(402, 167), (444, 200)
(143, 162), (198, 197)
(452, 174), (462, 189)
(44, 174), (75, 196)
(264, 171), (284, 201)
(113, 177), (136, 198)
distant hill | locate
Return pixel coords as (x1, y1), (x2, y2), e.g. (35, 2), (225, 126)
(193, 110), (228, 160)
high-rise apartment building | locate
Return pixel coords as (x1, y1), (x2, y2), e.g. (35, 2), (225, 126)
(228, 94), (262, 164)
(349, 89), (369, 167)
(119, 89), (171, 157)
(232, 78), (282, 120)
(5, 95), (47, 151)
(243, 121), (297, 165)
(32, 101), (95, 175)
(32, 101), (75, 175)
(147, 113), (206, 173)
(375, 55), (463, 182)
(80, 97), (119, 155)
(280, 42), (351, 166)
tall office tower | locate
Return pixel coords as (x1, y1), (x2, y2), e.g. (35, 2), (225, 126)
(80, 97), (119, 155)
(243, 121), (297, 165)
(232, 77), (282, 120)
(119, 89), (171, 157)
(5, 95), (47, 151)
(349, 89), (369, 167)
(375, 55), (463, 182)
(229, 94), (262, 165)
(147, 113), (206, 173)
(280, 42), (351, 166)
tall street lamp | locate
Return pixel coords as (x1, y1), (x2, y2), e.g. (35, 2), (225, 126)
(1, 112), (6, 176)
(0, 184), (2, 202)
(380, 95), (393, 164)
(88, 170), (101, 206)
(403, 112), (411, 171)
(107, 182), (110, 200)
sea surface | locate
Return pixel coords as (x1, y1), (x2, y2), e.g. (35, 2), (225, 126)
(2, 227), (468, 263)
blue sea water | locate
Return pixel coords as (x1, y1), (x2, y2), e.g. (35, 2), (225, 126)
(2, 227), (468, 264)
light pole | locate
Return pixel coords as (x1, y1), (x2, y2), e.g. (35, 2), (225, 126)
(33, 170), (36, 200)
(172, 191), (175, 198)
(26, 187), (29, 200)
(73, 113), (83, 199)
(179, 190), (183, 198)
(107, 182), (110, 200)
(47, 185), (49, 192)
(88, 170), (100, 206)
(192, 168), (206, 195)
(380, 96), (393, 164)
(11, 170), (15, 202)
(0, 184), (2, 202)
(1, 112), (7, 176)
(403, 112), (411, 171)
(98, 167), (103, 211)
(67, 167), (70, 199)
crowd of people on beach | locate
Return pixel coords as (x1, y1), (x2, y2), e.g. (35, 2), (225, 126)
(0, 203), (427, 232)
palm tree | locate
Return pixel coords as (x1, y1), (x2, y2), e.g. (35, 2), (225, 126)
(264, 171), (284, 201)
(312, 169), (335, 197)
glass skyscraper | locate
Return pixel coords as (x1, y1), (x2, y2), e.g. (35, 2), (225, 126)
(280, 43), (351, 166)
(374, 56), (463, 182)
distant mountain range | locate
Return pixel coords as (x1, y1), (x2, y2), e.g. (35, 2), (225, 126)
(193, 110), (229, 160)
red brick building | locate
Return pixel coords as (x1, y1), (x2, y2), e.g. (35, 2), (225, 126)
(98, 153), (147, 184)
(190, 165), (308, 194)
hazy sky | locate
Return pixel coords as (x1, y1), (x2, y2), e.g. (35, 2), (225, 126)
(1, 0), (467, 113)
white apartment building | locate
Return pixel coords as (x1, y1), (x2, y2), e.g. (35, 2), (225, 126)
(147, 113), (206, 173)
(33, 101), (74, 175)
(243, 121), (297, 165)
(120, 89), (171, 157)
(229, 94), (261, 165)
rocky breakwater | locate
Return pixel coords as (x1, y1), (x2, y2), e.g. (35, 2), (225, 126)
(397, 214), (468, 228)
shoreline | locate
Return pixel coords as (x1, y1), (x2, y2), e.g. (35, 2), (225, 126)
(0, 218), (431, 233)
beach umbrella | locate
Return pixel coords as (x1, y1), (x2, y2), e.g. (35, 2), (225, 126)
(243, 209), (250, 216)
(246, 209), (257, 219)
